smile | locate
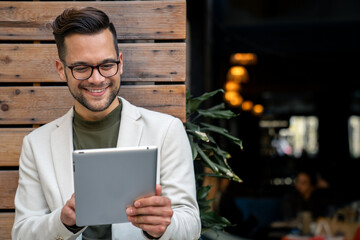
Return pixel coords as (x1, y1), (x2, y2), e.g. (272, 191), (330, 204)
(87, 88), (106, 93)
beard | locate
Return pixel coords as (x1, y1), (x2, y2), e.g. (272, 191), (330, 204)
(65, 72), (120, 112)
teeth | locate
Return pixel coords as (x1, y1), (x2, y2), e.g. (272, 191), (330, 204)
(88, 89), (105, 93)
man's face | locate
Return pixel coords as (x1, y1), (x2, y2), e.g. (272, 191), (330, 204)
(56, 28), (122, 119)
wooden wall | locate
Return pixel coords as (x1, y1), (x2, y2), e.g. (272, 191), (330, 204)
(0, 1), (186, 239)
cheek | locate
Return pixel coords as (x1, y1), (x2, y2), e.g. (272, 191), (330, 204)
(67, 77), (80, 91)
(111, 74), (121, 86)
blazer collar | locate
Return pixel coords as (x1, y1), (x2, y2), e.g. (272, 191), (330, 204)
(51, 108), (74, 204)
(51, 97), (144, 204)
(116, 97), (143, 147)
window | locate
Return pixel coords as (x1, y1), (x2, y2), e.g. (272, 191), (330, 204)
(260, 116), (319, 158)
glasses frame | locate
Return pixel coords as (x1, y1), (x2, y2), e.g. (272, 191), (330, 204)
(61, 60), (121, 81)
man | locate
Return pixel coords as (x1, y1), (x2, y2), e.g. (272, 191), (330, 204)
(12, 7), (201, 240)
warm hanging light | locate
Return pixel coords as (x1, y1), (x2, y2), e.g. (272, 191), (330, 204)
(252, 104), (264, 116)
(241, 100), (253, 111)
(230, 66), (246, 76)
(230, 95), (243, 107)
(224, 53), (258, 110)
(227, 66), (249, 83)
(225, 91), (239, 101)
(225, 80), (241, 92)
(224, 91), (243, 107)
(230, 53), (257, 65)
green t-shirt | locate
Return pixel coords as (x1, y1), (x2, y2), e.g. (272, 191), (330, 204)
(73, 100), (122, 240)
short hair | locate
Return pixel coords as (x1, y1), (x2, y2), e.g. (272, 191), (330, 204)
(297, 169), (317, 186)
(51, 7), (119, 61)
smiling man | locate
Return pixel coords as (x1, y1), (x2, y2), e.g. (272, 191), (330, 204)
(12, 7), (200, 240)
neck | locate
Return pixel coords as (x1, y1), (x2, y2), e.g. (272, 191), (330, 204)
(74, 98), (119, 121)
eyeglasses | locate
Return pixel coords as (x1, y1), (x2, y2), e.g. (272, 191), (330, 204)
(62, 60), (121, 80)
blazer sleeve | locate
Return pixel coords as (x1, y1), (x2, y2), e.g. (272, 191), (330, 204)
(11, 135), (83, 240)
(155, 117), (201, 240)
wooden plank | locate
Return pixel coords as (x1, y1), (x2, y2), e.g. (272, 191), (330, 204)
(0, 171), (18, 209)
(0, 213), (14, 240)
(0, 43), (185, 83)
(0, 85), (186, 125)
(0, 1), (186, 41)
(0, 128), (32, 167)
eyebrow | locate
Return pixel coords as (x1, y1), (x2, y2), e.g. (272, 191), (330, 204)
(69, 58), (118, 66)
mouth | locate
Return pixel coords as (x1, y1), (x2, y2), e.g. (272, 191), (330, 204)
(84, 86), (108, 96)
(87, 88), (106, 93)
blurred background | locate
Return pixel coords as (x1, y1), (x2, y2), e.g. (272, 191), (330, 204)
(186, 0), (360, 239)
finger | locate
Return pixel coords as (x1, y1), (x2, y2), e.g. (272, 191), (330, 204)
(127, 206), (173, 217)
(67, 195), (76, 211)
(134, 196), (171, 208)
(65, 207), (76, 221)
(128, 215), (171, 226)
(61, 204), (76, 226)
(156, 184), (162, 196)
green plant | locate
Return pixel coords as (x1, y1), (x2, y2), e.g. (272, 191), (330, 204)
(184, 89), (243, 235)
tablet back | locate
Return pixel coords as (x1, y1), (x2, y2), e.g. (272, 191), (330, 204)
(73, 146), (157, 226)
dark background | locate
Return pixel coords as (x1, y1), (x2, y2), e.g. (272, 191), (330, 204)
(187, 0), (360, 239)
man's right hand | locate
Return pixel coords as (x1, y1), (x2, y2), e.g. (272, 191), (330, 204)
(61, 193), (76, 226)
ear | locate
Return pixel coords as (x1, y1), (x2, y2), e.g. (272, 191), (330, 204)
(55, 59), (67, 82)
(118, 52), (123, 75)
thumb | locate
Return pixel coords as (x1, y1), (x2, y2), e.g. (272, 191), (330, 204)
(156, 184), (162, 196)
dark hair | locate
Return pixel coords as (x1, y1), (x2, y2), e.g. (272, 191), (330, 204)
(297, 168), (318, 186)
(51, 7), (119, 61)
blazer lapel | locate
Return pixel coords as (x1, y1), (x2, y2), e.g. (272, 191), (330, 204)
(51, 108), (74, 204)
(116, 97), (143, 147)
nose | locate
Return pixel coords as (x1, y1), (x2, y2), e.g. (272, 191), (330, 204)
(87, 67), (105, 84)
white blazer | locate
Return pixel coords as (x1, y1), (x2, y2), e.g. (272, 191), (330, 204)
(12, 97), (201, 240)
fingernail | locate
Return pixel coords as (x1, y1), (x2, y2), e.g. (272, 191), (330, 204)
(126, 208), (133, 215)
(135, 201), (140, 207)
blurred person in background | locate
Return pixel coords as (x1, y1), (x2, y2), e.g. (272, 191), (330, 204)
(282, 168), (336, 222)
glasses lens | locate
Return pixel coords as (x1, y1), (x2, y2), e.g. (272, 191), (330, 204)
(72, 65), (92, 80)
(99, 62), (118, 77)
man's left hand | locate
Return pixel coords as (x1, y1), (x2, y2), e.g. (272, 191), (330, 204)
(126, 184), (173, 238)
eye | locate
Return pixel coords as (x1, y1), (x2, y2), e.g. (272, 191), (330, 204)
(73, 66), (90, 73)
(100, 63), (116, 70)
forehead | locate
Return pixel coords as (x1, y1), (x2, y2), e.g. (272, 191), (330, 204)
(63, 29), (117, 63)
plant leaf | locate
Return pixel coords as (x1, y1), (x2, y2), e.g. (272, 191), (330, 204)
(184, 122), (200, 132)
(195, 144), (220, 174)
(197, 109), (239, 120)
(197, 185), (211, 199)
(200, 211), (234, 232)
(213, 162), (242, 182)
(187, 135), (198, 160)
(187, 89), (224, 114)
(207, 103), (226, 111)
(201, 122), (243, 148)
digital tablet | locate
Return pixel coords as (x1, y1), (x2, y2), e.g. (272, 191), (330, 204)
(73, 146), (157, 226)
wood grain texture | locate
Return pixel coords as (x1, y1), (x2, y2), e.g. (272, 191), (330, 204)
(0, 213), (14, 240)
(0, 1), (186, 41)
(0, 43), (185, 83)
(0, 171), (18, 209)
(0, 2), (187, 239)
(0, 85), (186, 125)
(0, 128), (32, 167)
